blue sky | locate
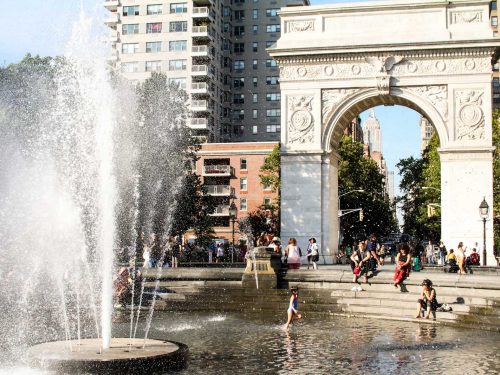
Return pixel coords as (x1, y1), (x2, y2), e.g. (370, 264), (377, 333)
(0, 0), (420, 215)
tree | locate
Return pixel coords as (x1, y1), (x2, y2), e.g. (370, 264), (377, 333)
(259, 144), (281, 198)
(338, 136), (397, 245)
(396, 133), (441, 242)
(493, 109), (500, 255)
(239, 208), (279, 243)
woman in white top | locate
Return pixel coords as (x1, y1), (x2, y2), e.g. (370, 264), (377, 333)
(285, 238), (302, 270)
(457, 242), (466, 274)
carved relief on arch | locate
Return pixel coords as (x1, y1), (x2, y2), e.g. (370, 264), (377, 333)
(287, 96), (315, 144)
(455, 90), (485, 141)
(321, 89), (359, 128)
(406, 85), (448, 121)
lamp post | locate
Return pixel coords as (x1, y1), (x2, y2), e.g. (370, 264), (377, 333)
(479, 197), (489, 266)
(229, 201), (237, 263)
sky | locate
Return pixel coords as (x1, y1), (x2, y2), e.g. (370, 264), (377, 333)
(0, 0), (420, 221)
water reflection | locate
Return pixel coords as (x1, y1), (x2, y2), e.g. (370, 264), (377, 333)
(110, 312), (500, 375)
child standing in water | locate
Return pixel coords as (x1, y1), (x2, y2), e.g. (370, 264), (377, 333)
(284, 287), (301, 329)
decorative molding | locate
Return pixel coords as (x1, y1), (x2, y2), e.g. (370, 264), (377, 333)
(365, 56), (404, 73)
(279, 57), (491, 81)
(455, 90), (485, 140)
(288, 96), (315, 144)
(450, 11), (483, 24)
(407, 85), (448, 121)
(286, 20), (315, 33)
(376, 75), (391, 95)
(322, 89), (359, 126)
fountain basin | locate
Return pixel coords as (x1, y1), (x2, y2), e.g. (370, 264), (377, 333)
(27, 338), (188, 374)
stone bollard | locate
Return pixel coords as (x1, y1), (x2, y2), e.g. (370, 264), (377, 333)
(241, 246), (282, 289)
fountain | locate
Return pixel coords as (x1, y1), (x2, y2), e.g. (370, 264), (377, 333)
(0, 8), (187, 373)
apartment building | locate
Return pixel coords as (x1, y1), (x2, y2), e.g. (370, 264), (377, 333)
(104, 0), (309, 143)
(189, 142), (278, 243)
(491, 1), (500, 109)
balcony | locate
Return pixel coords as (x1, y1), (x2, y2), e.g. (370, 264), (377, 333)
(108, 30), (119, 43)
(210, 205), (230, 217)
(104, 0), (119, 11)
(191, 100), (209, 112)
(104, 12), (119, 27)
(191, 82), (208, 94)
(188, 118), (209, 129)
(191, 64), (211, 78)
(206, 185), (234, 196)
(191, 45), (209, 57)
(192, 7), (212, 20)
(192, 26), (211, 40)
(202, 165), (234, 176)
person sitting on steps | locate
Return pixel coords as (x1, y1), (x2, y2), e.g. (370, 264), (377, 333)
(416, 279), (439, 319)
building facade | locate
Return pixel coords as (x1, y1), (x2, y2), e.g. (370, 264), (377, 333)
(491, 1), (499, 109)
(104, 0), (308, 143)
(419, 116), (435, 153)
(189, 142), (278, 243)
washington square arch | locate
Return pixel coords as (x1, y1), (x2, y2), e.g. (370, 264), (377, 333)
(269, 0), (500, 265)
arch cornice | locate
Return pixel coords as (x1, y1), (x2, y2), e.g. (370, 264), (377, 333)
(322, 87), (450, 152)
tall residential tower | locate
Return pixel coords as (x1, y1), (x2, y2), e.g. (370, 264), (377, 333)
(104, 0), (309, 142)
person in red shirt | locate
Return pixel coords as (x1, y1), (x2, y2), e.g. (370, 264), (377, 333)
(467, 248), (480, 266)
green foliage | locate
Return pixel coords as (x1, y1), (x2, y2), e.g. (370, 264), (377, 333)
(338, 136), (398, 245)
(493, 110), (500, 254)
(259, 144), (281, 198)
(396, 132), (441, 242)
(239, 208), (279, 242)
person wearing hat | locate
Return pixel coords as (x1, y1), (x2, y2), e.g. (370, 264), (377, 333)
(416, 279), (438, 319)
(306, 238), (319, 270)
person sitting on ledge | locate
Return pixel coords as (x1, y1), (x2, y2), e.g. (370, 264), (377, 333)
(416, 279), (439, 319)
(467, 248), (480, 266)
(446, 249), (459, 273)
(393, 243), (412, 288)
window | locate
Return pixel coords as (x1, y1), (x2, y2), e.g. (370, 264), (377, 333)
(170, 21), (188, 32)
(266, 125), (281, 133)
(223, 6), (231, 17)
(122, 43), (139, 54)
(234, 26), (245, 36)
(252, 93), (258, 103)
(266, 93), (281, 101)
(266, 8), (279, 17)
(252, 25), (258, 34)
(123, 6), (139, 16)
(252, 42), (258, 52)
(233, 93), (245, 104)
(146, 23), (162, 33)
(169, 78), (187, 90)
(170, 3), (187, 13)
(252, 59), (258, 69)
(266, 76), (279, 85)
(253, 77), (258, 87)
(492, 1), (497, 10)
(234, 43), (245, 53)
(234, 77), (245, 88)
(240, 158), (248, 170)
(252, 125), (258, 134)
(264, 197), (272, 206)
(169, 40), (187, 51)
(266, 24), (280, 33)
(121, 62), (138, 73)
(240, 198), (247, 211)
(266, 41), (275, 48)
(147, 4), (163, 15)
(233, 109), (245, 120)
(252, 9), (258, 19)
(266, 109), (281, 117)
(234, 60), (245, 70)
(145, 61), (162, 72)
(146, 42), (162, 53)
(235, 0), (245, 3)
(492, 16), (498, 27)
(122, 24), (139, 35)
(169, 59), (187, 71)
(235, 10), (245, 20)
(252, 109), (258, 119)
(266, 59), (278, 67)
(240, 178), (248, 190)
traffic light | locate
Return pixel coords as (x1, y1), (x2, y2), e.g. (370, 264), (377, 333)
(359, 209), (364, 222)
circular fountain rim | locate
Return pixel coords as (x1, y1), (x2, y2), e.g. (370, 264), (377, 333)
(27, 338), (188, 374)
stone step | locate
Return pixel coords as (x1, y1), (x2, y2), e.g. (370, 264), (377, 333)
(330, 290), (492, 306)
(339, 304), (458, 321)
(336, 297), (470, 313)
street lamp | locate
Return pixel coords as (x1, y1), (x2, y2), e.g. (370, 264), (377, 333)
(229, 201), (237, 263)
(479, 197), (489, 266)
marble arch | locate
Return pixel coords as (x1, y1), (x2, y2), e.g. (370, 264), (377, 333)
(270, 0), (500, 264)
